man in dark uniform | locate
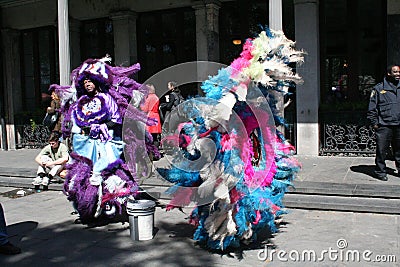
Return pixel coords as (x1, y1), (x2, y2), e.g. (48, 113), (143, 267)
(159, 81), (184, 137)
(367, 64), (400, 181)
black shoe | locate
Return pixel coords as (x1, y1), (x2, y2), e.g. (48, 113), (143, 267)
(376, 174), (388, 181)
(0, 242), (21, 255)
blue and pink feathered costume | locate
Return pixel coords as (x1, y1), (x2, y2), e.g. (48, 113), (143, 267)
(158, 29), (304, 250)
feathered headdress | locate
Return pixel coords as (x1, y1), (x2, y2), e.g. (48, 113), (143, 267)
(73, 55), (113, 97)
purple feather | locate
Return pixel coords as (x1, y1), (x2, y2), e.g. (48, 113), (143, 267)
(111, 63), (141, 77)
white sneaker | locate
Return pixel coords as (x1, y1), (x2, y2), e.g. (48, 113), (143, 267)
(42, 176), (49, 186)
(32, 176), (43, 186)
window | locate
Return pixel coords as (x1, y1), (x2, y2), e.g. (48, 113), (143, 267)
(80, 19), (114, 62)
(137, 8), (196, 82)
(320, 0), (386, 109)
(21, 26), (58, 119)
(219, 0), (269, 65)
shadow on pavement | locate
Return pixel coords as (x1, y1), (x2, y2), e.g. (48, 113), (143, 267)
(0, 218), (217, 266)
(350, 165), (376, 179)
(350, 164), (398, 181)
(0, 214), (286, 266)
(7, 221), (39, 243)
(192, 219), (289, 261)
(160, 222), (194, 238)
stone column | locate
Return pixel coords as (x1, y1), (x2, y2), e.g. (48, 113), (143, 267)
(194, 4), (207, 63)
(269, 0), (283, 30)
(110, 10), (138, 66)
(269, 0), (285, 134)
(193, 0), (220, 62)
(58, 0), (71, 85)
(294, 0), (320, 155)
(193, 0), (221, 94)
(1, 29), (22, 150)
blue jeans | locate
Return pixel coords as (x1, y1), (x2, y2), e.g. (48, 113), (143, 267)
(0, 204), (9, 245)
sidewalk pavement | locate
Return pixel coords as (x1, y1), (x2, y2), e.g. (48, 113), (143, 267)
(0, 188), (398, 266)
(0, 149), (399, 265)
(3, 149), (400, 191)
(1, 148), (399, 184)
(0, 149), (39, 169)
(1, 148), (400, 213)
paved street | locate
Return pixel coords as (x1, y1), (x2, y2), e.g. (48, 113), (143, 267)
(0, 187), (398, 267)
(3, 149), (400, 185)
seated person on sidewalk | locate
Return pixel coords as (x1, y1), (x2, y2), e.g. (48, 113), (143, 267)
(32, 132), (69, 188)
(0, 203), (21, 255)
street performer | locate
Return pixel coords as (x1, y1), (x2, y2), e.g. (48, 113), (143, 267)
(51, 56), (157, 224)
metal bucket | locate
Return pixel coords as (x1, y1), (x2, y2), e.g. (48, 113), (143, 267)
(126, 198), (156, 241)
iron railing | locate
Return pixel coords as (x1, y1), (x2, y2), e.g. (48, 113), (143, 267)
(14, 121), (376, 157)
(320, 124), (376, 156)
(15, 124), (51, 149)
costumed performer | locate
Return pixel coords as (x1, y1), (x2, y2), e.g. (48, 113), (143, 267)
(157, 28), (303, 250)
(51, 56), (155, 224)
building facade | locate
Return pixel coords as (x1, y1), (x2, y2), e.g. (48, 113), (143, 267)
(0, 0), (396, 155)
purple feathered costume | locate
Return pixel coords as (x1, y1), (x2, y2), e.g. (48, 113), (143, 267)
(51, 57), (157, 223)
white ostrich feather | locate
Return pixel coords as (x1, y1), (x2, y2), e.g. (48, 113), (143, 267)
(99, 54), (112, 64)
(213, 209), (237, 248)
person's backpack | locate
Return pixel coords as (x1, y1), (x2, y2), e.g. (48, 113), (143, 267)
(171, 91), (184, 107)
(42, 112), (59, 130)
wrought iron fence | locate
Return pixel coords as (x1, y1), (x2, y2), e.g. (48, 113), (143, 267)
(15, 124), (51, 149)
(14, 121), (376, 157)
(320, 123), (376, 156)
